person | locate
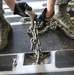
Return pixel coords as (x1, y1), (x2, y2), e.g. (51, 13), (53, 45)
(0, 0), (74, 52)
(37, 0), (74, 39)
(36, 0), (55, 30)
(0, 0), (32, 52)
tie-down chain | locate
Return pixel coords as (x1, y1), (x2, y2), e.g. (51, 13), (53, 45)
(25, 9), (57, 64)
(25, 10), (44, 64)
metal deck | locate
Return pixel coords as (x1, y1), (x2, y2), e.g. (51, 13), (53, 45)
(0, 0), (74, 75)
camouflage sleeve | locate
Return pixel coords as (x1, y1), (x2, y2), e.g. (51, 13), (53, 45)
(56, 0), (71, 4)
(0, 0), (4, 14)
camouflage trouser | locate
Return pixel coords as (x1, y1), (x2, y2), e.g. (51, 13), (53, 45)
(56, 0), (71, 4)
(0, 0), (4, 14)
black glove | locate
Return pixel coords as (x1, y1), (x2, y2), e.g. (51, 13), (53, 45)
(14, 2), (32, 17)
(35, 8), (51, 30)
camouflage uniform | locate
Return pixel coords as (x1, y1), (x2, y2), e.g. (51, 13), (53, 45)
(0, 0), (4, 14)
(53, 0), (74, 39)
(0, 1), (32, 52)
(56, 0), (71, 4)
(0, 0), (12, 52)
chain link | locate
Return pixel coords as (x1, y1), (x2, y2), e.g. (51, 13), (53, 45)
(25, 10), (43, 64)
(30, 21), (43, 64)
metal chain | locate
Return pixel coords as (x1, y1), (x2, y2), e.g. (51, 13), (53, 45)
(38, 18), (57, 34)
(24, 9), (74, 64)
(25, 10), (43, 64)
(23, 17), (57, 34)
(30, 21), (43, 64)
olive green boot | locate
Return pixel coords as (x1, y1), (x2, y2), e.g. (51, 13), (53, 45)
(0, 15), (12, 52)
(53, 0), (74, 39)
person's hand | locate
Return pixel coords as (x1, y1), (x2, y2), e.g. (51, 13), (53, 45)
(13, 2), (32, 17)
(35, 8), (50, 30)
